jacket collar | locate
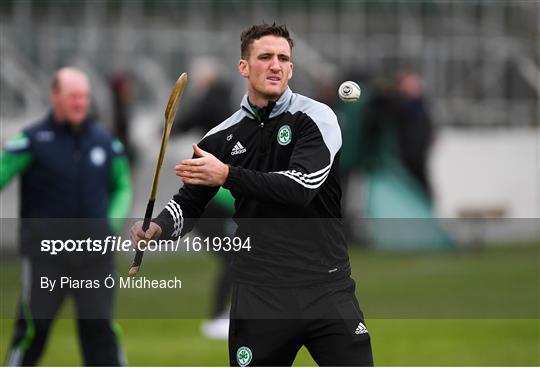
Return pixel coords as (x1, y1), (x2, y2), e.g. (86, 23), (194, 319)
(240, 87), (293, 120)
(45, 111), (92, 134)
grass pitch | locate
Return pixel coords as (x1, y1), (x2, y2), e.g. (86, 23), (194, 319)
(1, 244), (538, 366)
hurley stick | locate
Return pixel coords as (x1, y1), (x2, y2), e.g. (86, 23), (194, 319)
(129, 73), (188, 276)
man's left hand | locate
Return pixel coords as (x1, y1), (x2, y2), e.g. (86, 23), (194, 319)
(175, 143), (229, 186)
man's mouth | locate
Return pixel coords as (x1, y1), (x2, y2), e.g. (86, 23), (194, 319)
(267, 76), (281, 82)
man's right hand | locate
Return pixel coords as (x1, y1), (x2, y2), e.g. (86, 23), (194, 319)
(130, 221), (162, 250)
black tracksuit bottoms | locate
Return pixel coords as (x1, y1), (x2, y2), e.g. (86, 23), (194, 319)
(229, 277), (373, 366)
(6, 256), (123, 366)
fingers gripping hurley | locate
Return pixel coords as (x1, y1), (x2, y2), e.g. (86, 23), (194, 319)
(129, 73), (188, 276)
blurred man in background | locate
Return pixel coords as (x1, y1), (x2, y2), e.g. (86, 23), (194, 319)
(0, 67), (132, 366)
(110, 72), (136, 165)
(396, 70), (434, 199)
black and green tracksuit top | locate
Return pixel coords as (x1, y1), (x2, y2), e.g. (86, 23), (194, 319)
(1, 113), (132, 255)
(155, 88), (350, 286)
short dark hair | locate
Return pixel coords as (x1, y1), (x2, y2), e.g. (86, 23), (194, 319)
(240, 22), (294, 59)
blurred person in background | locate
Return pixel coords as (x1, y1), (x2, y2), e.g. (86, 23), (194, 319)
(395, 70), (434, 199)
(358, 75), (451, 249)
(172, 57), (236, 339)
(171, 57), (234, 136)
(110, 72), (136, 165)
(0, 67), (132, 366)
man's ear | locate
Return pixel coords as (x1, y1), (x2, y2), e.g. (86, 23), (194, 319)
(238, 59), (249, 78)
(49, 90), (57, 106)
(288, 62), (293, 80)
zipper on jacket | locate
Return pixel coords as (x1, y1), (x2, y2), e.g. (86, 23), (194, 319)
(242, 101), (276, 162)
(72, 129), (83, 215)
(257, 101), (276, 160)
(258, 121), (266, 160)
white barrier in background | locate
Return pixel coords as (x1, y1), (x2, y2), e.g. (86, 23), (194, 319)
(431, 128), (539, 219)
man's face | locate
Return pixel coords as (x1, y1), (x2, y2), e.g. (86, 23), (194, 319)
(239, 35), (293, 103)
(51, 72), (90, 125)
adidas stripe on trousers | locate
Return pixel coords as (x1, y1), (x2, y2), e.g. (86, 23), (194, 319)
(228, 277), (373, 366)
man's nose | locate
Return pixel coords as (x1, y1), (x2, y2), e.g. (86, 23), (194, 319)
(269, 57), (281, 71)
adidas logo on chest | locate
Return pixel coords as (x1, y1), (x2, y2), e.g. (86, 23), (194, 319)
(231, 141), (247, 155)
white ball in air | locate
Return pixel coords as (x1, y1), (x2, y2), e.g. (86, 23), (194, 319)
(338, 81), (361, 103)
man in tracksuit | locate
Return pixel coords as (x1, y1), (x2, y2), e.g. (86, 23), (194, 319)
(131, 23), (373, 366)
(1, 67), (132, 366)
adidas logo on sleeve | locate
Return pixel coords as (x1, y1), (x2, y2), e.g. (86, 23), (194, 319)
(231, 141), (247, 155)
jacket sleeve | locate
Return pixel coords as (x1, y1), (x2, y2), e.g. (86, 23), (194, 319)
(153, 139), (220, 240)
(223, 105), (341, 207)
(153, 184), (219, 240)
(108, 139), (133, 233)
(0, 133), (33, 190)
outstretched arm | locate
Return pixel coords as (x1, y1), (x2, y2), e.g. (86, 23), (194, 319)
(177, 110), (341, 207)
